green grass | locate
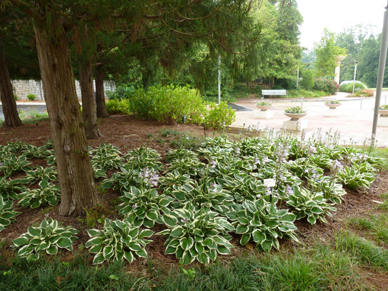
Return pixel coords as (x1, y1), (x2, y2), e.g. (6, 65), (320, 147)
(0, 244), (367, 291)
(349, 214), (388, 244)
(335, 231), (388, 271)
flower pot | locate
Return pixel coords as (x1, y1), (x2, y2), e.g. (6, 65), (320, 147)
(257, 105), (272, 111)
(325, 103), (341, 110)
(284, 112), (307, 121)
(379, 109), (388, 117)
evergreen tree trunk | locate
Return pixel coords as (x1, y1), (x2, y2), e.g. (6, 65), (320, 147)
(33, 17), (99, 216)
(79, 60), (101, 139)
(0, 40), (22, 128)
(95, 64), (109, 118)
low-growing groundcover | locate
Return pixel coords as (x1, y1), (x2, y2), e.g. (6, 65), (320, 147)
(1, 121), (388, 289)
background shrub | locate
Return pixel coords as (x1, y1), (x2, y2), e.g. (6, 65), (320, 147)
(26, 94), (36, 101)
(105, 99), (131, 115)
(203, 101), (236, 129)
(339, 81), (367, 93)
(300, 69), (315, 91)
(313, 78), (338, 95)
(13, 93), (18, 101)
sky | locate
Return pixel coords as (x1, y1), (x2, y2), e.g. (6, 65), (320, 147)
(297, 0), (388, 49)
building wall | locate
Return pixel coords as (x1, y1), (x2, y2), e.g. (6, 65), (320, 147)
(11, 80), (116, 101)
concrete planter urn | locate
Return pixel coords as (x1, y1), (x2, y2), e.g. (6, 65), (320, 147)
(284, 106), (307, 121)
(256, 101), (272, 111)
(325, 101), (341, 110)
(379, 109), (388, 117)
(284, 112), (307, 121)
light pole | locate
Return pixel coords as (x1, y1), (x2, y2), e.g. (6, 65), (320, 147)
(352, 60), (358, 94)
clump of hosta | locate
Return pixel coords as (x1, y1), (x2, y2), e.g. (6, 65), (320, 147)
(165, 156), (205, 178)
(165, 149), (198, 162)
(0, 155), (32, 177)
(12, 218), (78, 261)
(18, 179), (60, 209)
(46, 151), (56, 166)
(124, 147), (162, 171)
(197, 146), (234, 163)
(101, 166), (159, 192)
(21, 144), (52, 159)
(227, 198), (298, 251)
(22, 166), (57, 185)
(336, 166), (375, 192)
(307, 175), (346, 204)
(158, 171), (196, 195)
(158, 204), (234, 265)
(200, 136), (234, 149)
(286, 187), (336, 225)
(85, 218), (153, 264)
(0, 196), (19, 232)
(0, 177), (28, 200)
(309, 154), (334, 170)
(286, 158), (323, 179)
(218, 174), (266, 202)
(169, 179), (234, 215)
(90, 143), (123, 170)
(118, 186), (173, 228)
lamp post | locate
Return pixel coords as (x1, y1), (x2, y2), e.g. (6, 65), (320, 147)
(352, 60), (359, 94)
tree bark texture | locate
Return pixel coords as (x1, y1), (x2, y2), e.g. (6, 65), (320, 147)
(33, 18), (99, 216)
(79, 60), (101, 139)
(95, 64), (109, 118)
(0, 41), (22, 128)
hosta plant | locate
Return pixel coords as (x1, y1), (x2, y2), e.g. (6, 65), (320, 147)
(158, 205), (234, 265)
(158, 171), (196, 195)
(336, 166), (375, 192)
(286, 187), (336, 225)
(85, 218), (153, 264)
(124, 147), (162, 171)
(18, 178), (60, 209)
(90, 143), (123, 170)
(200, 136), (234, 149)
(169, 179), (234, 215)
(218, 174), (266, 202)
(118, 186), (173, 228)
(0, 196), (19, 232)
(0, 155), (32, 177)
(165, 149), (198, 162)
(12, 218), (78, 261)
(0, 177), (28, 200)
(165, 156), (205, 178)
(21, 144), (52, 159)
(22, 166), (58, 185)
(307, 175), (346, 204)
(227, 198), (298, 252)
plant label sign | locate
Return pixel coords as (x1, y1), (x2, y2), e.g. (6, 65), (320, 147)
(263, 179), (276, 187)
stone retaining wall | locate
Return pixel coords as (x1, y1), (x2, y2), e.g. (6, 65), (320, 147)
(11, 80), (116, 101)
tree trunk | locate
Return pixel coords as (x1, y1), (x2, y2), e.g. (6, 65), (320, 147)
(34, 18), (99, 216)
(95, 64), (109, 118)
(79, 60), (101, 139)
(0, 41), (22, 128)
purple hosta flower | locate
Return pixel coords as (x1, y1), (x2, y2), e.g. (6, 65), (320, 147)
(133, 204), (138, 209)
(333, 160), (344, 170)
(278, 174), (285, 182)
(262, 156), (270, 164)
(210, 160), (217, 168)
(44, 213), (50, 219)
(256, 194), (262, 199)
(180, 218), (188, 223)
(254, 158), (260, 165)
(210, 183), (219, 193)
(88, 150), (93, 155)
(265, 186), (271, 196)
(235, 147), (241, 156)
(309, 146), (317, 154)
(286, 186), (293, 197)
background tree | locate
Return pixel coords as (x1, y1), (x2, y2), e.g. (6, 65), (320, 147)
(314, 28), (347, 78)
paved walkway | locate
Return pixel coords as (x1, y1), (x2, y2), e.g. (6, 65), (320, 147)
(231, 92), (388, 147)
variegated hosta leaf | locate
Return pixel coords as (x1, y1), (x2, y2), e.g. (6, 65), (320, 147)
(118, 186), (173, 228)
(0, 177), (28, 200)
(124, 147), (162, 171)
(169, 179), (233, 215)
(336, 166), (375, 192)
(158, 171), (196, 195)
(165, 149), (198, 162)
(227, 198), (298, 252)
(0, 155), (32, 177)
(158, 204), (234, 265)
(22, 166), (58, 185)
(0, 196), (19, 232)
(165, 156), (205, 178)
(12, 218), (78, 260)
(18, 178), (60, 209)
(90, 143), (123, 170)
(85, 218), (153, 265)
(286, 186), (336, 225)
(307, 175), (346, 204)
